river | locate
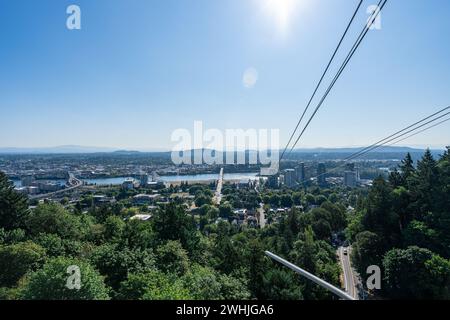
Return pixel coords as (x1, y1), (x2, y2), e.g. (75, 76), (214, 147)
(83, 172), (260, 185)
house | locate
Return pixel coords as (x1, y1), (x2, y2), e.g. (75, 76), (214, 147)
(130, 214), (152, 221)
(234, 209), (247, 220)
(147, 181), (165, 190)
(133, 194), (160, 205)
(93, 195), (115, 205)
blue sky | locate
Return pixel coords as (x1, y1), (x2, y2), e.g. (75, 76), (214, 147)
(0, 0), (449, 150)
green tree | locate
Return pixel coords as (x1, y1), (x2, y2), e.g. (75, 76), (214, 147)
(0, 241), (46, 287)
(218, 203), (233, 219)
(103, 215), (126, 242)
(351, 231), (383, 282)
(90, 244), (155, 291)
(118, 271), (190, 300)
(361, 177), (400, 248)
(315, 195), (328, 206)
(391, 186), (412, 230)
(120, 219), (155, 250)
(399, 152), (415, 186)
(156, 240), (190, 276)
(20, 257), (110, 300)
(305, 194), (316, 206)
(388, 170), (403, 188)
(181, 264), (223, 299)
(402, 220), (440, 253)
(206, 207), (219, 220)
(153, 203), (199, 253)
(410, 149), (437, 216)
(320, 201), (347, 232)
(290, 227), (339, 300)
(269, 194), (280, 207)
(280, 194), (293, 208)
(0, 228), (26, 244)
(292, 192), (303, 205)
(290, 227), (316, 273)
(195, 194), (212, 207)
(312, 219), (332, 241)
(218, 273), (251, 300)
(383, 246), (450, 299)
(0, 171), (29, 230)
(246, 239), (268, 299)
(260, 268), (303, 300)
(32, 233), (66, 257)
(212, 221), (242, 274)
(26, 203), (90, 240)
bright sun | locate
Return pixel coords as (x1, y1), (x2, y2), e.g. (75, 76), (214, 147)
(261, 0), (302, 35)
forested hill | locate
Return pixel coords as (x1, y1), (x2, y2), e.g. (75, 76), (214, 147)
(348, 148), (450, 299)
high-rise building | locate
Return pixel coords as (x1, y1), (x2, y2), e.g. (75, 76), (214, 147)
(139, 173), (149, 187)
(317, 163), (326, 186)
(122, 179), (136, 190)
(344, 171), (357, 188)
(284, 169), (296, 188)
(295, 163), (305, 183)
(344, 163), (359, 188)
(345, 163), (355, 172)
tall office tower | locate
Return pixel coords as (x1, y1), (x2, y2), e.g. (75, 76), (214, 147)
(343, 162), (359, 188)
(317, 163), (327, 186)
(344, 171), (357, 188)
(345, 163), (355, 172)
(296, 163), (306, 183)
(284, 169), (296, 188)
(139, 173), (149, 187)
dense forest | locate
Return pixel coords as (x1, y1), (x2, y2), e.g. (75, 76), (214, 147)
(0, 148), (449, 300)
(348, 148), (450, 299)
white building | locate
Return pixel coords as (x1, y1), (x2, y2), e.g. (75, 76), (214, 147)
(122, 178), (136, 190)
(130, 214), (152, 221)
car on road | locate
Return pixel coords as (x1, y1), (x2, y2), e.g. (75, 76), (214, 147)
(343, 248), (348, 255)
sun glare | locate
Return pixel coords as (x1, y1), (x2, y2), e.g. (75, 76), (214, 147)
(261, 0), (301, 35)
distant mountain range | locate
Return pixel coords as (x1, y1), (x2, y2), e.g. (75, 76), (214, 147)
(0, 145), (119, 154)
(289, 146), (442, 153)
(0, 145), (445, 155)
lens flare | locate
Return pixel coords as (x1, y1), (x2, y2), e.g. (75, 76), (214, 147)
(261, 0), (301, 35)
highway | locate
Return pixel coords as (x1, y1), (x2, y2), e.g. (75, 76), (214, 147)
(338, 246), (359, 300)
(29, 172), (83, 200)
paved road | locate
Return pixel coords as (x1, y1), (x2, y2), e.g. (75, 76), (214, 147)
(213, 168), (224, 205)
(338, 246), (359, 300)
(29, 172), (83, 200)
(253, 179), (267, 228)
(257, 203), (266, 228)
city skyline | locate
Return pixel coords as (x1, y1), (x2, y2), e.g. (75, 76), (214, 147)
(1, 0), (449, 150)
